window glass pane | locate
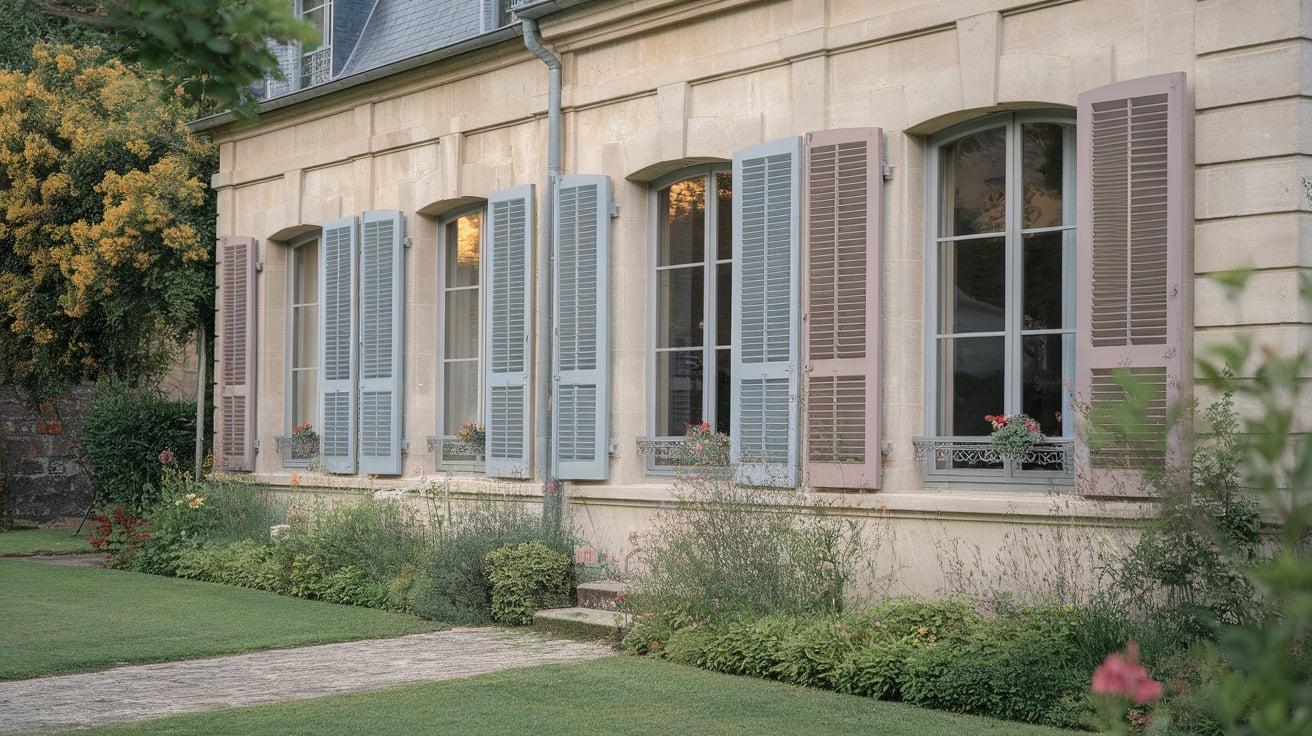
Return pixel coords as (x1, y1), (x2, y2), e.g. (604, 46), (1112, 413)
(716, 263), (731, 347)
(936, 336), (1004, 436)
(657, 266), (704, 348)
(716, 172), (733, 261)
(444, 289), (479, 359)
(293, 241), (318, 305)
(939, 126), (1006, 237)
(291, 370), (317, 428)
(1022, 334), (1066, 437)
(443, 360), (479, 435)
(658, 177), (706, 266)
(445, 214), (481, 288)
(715, 348), (731, 435)
(937, 237), (1005, 333)
(1022, 231), (1064, 332)
(656, 350), (703, 435)
(1022, 123), (1067, 229)
(303, 6), (326, 50)
(292, 305), (316, 370)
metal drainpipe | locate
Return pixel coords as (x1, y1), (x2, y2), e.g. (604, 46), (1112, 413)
(521, 17), (563, 529)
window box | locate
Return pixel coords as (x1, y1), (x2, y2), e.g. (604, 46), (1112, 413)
(912, 436), (1073, 486)
(635, 436), (729, 476)
(426, 436), (484, 473)
(275, 435), (319, 469)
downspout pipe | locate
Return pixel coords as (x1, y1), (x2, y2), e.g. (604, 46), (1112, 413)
(522, 17), (563, 529)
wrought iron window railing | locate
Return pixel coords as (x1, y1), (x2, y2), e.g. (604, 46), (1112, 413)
(275, 435), (319, 468)
(635, 436), (729, 476)
(426, 436), (485, 471)
(911, 436), (1074, 485)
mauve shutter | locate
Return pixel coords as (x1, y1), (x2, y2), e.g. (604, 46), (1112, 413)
(358, 210), (405, 475)
(484, 185), (534, 479)
(553, 175), (611, 480)
(732, 136), (802, 488)
(320, 216), (358, 474)
(803, 128), (882, 490)
(219, 236), (258, 472)
(1076, 72), (1188, 496)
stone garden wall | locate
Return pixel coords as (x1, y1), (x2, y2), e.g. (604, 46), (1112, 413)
(1, 384), (94, 522)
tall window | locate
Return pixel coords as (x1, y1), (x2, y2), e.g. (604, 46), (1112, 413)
(299, 0), (332, 87)
(440, 209), (483, 463)
(651, 167), (733, 441)
(289, 238), (320, 430)
(928, 112), (1075, 463)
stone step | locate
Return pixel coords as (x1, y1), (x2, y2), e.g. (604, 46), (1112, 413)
(533, 607), (630, 642)
(575, 580), (629, 611)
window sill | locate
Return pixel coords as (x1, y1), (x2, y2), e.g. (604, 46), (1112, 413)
(912, 436), (1073, 487)
(426, 436), (485, 472)
(634, 436), (730, 476)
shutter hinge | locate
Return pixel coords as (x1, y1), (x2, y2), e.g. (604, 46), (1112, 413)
(400, 438), (410, 452)
(403, 236), (413, 249)
(609, 202), (620, 219)
(608, 438), (618, 457)
(254, 438), (262, 451)
(882, 164), (894, 181)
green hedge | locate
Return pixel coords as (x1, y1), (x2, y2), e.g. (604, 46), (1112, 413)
(80, 380), (196, 511)
(486, 541), (573, 625)
(625, 601), (1169, 729)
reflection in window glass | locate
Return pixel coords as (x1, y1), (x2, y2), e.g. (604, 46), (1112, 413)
(290, 240), (319, 429)
(653, 170), (733, 443)
(932, 115), (1075, 449)
(442, 212), (482, 461)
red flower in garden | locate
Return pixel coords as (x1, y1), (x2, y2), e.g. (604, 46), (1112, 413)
(1091, 642), (1163, 704)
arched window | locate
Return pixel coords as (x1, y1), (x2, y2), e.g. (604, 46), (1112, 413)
(926, 111), (1074, 472)
(437, 205), (485, 466)
(648, 165), (733, 458)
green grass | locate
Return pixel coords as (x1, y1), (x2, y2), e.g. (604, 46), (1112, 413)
(56, 657), (1080, 736)
(0, 527), (91, 556)
(0, 559), (443, 680)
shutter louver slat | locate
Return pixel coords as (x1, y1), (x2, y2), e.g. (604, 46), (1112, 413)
(732, 137), (802, 488)
(1076, 73), (1188, 497)
(357, 210), (405, 475)
(319, 216), (358, 474)
(553, 174), (611, 480)
(485, 185), (534, 479)
(802, 128), (882, 489)
(218, 236), (258, 472)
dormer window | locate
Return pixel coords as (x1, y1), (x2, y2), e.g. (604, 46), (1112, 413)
(300, 0), (333, 87)
(484, 0), (515, 30)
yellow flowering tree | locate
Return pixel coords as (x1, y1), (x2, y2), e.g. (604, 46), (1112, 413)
(0, 44), (215, 399)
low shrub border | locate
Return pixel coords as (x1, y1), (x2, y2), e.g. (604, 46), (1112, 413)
(486, 542), (573, 625)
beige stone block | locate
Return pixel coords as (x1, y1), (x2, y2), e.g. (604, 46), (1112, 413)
(903, 66), (963, 131)
(656, 82), (689, 163)
(1196, 98), (1312, 165)
(1195, 156), (1312, 220)
(790, 55), (828, 133)
(1195, 39), (1312, 109)
(957, 11), (1001, 110)
(996, 52), (1075, 109)
(1195, 212), (1312, 272)
(1196, 0), (1310, 55)
(686, 114), (763, 159)
(1194, 324), (1312, 378)
(1069, 46), (1113, 97)
(1194, 268), (1311, 327)
(302, 163), (357, 223)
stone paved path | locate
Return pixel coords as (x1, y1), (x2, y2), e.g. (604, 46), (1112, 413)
(21, 553), (106, 567)
(0, 629), (614, 734)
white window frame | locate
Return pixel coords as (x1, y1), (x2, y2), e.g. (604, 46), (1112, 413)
(644, 164), (732, 474)
(280, 231), (321, 468)
(482, 0), (513, 31)
(921, 110), (1076, 485)
(436, 204), (487, 472)
(297, 0), (333, 87)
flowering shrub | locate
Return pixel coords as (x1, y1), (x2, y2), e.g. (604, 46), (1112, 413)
(88, 506), (151, 568)
(456, 422), (485, 450)
(985, 413), (1044, 461)
(1091, 642), (1163, 735)
(667, 421), (730, 468)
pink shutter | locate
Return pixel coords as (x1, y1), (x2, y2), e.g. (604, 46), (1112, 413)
(802, 128), (882, 489)
(1075, 73), (1188, 496)
(219, 236), (258, 472)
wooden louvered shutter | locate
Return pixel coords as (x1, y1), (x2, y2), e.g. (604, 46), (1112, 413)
(553, 175), (611, 480)
(219, 236), (258, 472)
(358, 210), (406, 475)
(484, 185), (534, 479)
(1076, 72), (1188, 497)
(319, 216), (358, 474)
(731, 136), (802, 488)
(803, 128), (882, 490)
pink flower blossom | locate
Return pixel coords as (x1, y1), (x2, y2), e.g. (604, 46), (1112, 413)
(158, 448), (176, 466)
(1091, 642), (1163, 704)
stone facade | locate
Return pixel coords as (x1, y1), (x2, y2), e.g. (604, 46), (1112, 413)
(204, 0), (1312, 597)
(1, 385), (94, 522)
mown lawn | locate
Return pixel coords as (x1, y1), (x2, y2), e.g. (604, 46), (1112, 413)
(0, 559), (443, 680)
(54, 657), (1080, 736)
(0, 527), (91, 556)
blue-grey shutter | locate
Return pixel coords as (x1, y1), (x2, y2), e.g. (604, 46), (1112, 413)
(732, 136), (802, 488)
(484, 185), (534, 479)
(319, 216), (358, 474)
(358, 210), (405, 475)
(553, 175), (611, 480)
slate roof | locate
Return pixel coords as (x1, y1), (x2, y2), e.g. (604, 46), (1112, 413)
(341, 0), (484, 77)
